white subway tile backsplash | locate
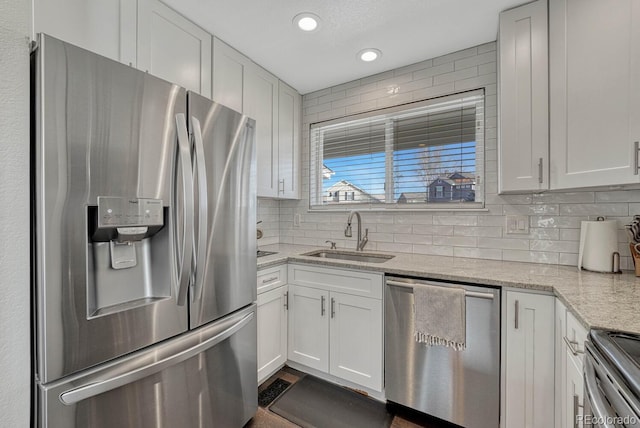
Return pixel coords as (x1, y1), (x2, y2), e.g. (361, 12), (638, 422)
(454, 51), (497, 70)
(530, 240), (578, 253)
(454, 247), (502, 260)
(477, 42), (497, 54)
(412, 224), (455, 235)
(433, 215), (478, 226)
(559, 203), (628, 216)
(433, 46), (478, 66)
(252, 42), (640, 270)
(377, 242), (413, 253)
(503, 250), (559, 264)
(394, 233), (432, 244)
(412, 62), (455, 80)
(453, 226), (502, 237)
(433, 67), (478, 85)
(531, 192), (595, 204)
(432, 236), (477, 247)
(596, 190), (640, 203)
(530, 216), (585, 229)
(559, 229), (581, 241)
(559, 253), (579, 267)
(478, 237), (529, 250)
(412, 244), (453, 256)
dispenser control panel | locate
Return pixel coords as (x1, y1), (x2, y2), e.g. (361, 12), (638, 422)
(97, 197), (164, 228)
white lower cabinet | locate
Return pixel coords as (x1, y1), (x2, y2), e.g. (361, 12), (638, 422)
(288, 285), (329, 372)
(256, 264), (288, 385)
(556, 299), (588, 428)
(502, 290), (555, 428)
(287, 264), (383, 392)
(329, 292), (382, 390)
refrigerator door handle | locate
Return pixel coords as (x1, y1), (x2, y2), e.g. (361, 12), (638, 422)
(59, 311), (254, 405)
(190, 116), (208, 301)
(175, 113), (195, 306)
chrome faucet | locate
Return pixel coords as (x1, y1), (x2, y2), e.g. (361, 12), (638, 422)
(344, 211), (368, 251)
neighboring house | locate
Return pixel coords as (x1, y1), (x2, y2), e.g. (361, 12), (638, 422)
(397, 192), (427, 204)
(324, 180), (381, 203)
(427, 173), (476, 202)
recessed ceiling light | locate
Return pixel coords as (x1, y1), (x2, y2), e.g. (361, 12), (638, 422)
(358, 48), (382, 62)
(293, 12), (321, 32)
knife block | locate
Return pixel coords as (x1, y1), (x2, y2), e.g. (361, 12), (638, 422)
(630, 244), (640, 277)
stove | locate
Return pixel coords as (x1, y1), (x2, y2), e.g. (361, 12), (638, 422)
(584, 330), (640, 427)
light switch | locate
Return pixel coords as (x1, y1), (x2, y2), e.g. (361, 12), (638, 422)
(505, 215), (529, 235)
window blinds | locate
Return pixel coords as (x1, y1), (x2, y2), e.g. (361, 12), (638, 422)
(310, 90), (484, 208)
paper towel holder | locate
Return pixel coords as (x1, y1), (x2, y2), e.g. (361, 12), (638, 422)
(612, 252), (622, 274)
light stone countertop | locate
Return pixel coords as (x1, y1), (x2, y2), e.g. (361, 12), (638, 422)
(258, 243), (640, 334)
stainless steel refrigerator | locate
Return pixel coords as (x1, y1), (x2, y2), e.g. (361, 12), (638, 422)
(32, 34), (257, 427)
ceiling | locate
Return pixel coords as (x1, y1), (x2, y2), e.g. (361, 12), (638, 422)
(162, 0), (527, 94)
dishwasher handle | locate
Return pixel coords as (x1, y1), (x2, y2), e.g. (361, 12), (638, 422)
(386, 279), (496, 300)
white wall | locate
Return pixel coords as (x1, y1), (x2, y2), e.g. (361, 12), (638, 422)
(0, 0), (32, 426)
(275, 42), (637, 269)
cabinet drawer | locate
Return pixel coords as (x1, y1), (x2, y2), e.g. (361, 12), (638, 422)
(257, 264), (287, 295)
(288, 263), (383, 299)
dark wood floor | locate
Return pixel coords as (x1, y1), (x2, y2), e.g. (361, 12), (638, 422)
(244, 367), (452, 428)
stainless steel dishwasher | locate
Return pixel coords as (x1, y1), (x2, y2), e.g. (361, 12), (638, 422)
(385, 276), (500, 428)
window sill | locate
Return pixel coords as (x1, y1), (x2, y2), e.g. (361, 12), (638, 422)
(308, 206), (489, 213)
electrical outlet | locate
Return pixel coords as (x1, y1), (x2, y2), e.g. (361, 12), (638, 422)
(505, 215), (529, 235)
(293, 213), (301, 227)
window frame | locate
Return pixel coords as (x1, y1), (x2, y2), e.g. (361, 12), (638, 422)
(309, 89), (486, 211)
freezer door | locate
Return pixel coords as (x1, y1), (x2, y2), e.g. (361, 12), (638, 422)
(33, 34), (189, 383)
(188, 92), (257, 328)
(37, 304), (257, 428)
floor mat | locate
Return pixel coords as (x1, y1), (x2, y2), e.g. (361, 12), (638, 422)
(258, 378), (292, 407)
(269, 375), (392, 428)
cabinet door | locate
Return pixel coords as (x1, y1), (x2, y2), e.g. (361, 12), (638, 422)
(33, 0), (136, 66)
(244, 63), (279, 198)
(257, 285), (288, 384)
(288, 285), (329, 372)
(137, 0), (212, 96)
(503, 291), (555, 428)
(564, 354), (585, 428)
(549, 0), (640, 189)
(329, 292), (383, 391)
(498, 0), (548, 193)
(555, 299), (568, 428)
(277, 81), (301, 199)
(212, 37), (250, 113)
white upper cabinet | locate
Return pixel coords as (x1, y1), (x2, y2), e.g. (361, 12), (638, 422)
(498, 0), (549, 193)
(277, 81), (302, 199)
(137, 0), (212, 97)
(549, 0), (640, 189)
(212, 37), (250, 113)
(244, 64), (280, 197)
(33, 0), (136, 66)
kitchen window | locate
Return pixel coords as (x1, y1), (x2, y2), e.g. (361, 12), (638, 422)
(309, 90), (485, 210)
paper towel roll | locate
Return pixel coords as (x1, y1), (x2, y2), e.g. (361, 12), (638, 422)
(578, 219), (618, 272)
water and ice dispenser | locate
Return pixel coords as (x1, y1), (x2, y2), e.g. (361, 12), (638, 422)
(88, 197), (172, 317)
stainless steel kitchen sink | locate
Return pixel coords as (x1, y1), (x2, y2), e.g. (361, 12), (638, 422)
(302, 249), (395, 263)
